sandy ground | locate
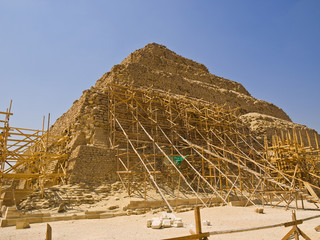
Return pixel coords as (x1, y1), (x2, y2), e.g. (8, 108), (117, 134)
(1, 204), (320, 240)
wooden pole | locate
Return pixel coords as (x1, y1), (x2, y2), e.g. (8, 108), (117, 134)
(292, 210), (299, 240)
(194, 206), (202, 239)
(281, 210), (311, 240)
(46, 223), (52, 240)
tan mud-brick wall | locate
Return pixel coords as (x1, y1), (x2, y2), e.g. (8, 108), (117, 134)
(67, 145), (116, 183)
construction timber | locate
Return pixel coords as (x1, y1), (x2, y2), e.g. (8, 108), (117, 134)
(1, 83), (320, 211)
(0, 102), (68, 207)
(102, 83), (320, 211)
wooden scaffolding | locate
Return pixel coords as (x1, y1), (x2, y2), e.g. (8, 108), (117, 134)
(102, 83), (320, 211)
(265, 130), (320, 208)
(0, 102), (69, 206)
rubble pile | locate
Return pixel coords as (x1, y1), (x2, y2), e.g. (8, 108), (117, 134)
(18, 182), (123, 212)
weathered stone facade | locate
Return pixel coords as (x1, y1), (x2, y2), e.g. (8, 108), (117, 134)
(67, 146), (116, 183)
(47, 43), (319, 184)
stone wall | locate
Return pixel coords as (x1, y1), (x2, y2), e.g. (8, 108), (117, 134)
(67, 145), (117, 183)
(95, 43), (291, 121)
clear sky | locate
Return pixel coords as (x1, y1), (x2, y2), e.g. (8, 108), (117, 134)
(0, 0), (319, 133)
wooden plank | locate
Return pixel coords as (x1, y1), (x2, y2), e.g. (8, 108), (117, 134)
(284, 220), (303, 227)
(162, 232), (210, 240)
(292, 211), (299, 240)
(281, 228), (295, 240)
(0, 111), (13, 115)
(194, 206), (202, 237)
(304, 182), (319, 199)
(209, 214), (320, 236)
(46, 224), (52, 240)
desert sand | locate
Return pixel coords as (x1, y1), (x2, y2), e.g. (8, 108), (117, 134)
(1, 204), (320, 240)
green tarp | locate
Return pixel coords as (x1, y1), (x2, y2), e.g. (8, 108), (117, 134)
(169, 156), (187, 166)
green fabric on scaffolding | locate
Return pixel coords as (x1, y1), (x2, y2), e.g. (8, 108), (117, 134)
(170, 156), (187, 166)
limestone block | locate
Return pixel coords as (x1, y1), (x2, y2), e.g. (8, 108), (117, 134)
(254, 208), (264, 214)
(51, 215), (73, 221)
(172, 221), (183, 228)
(42, 216), (54, 222)
(85, 214), (100, 219)
(113, 212), (126, 217)
(27, 217), (43, 224)
(6, 219), (18, 226)
(16, 221), (30, 229)
(162, 219), (171, 228)
(228, 200), (253, 207)
(85, 210), (106, 214)
(172, 218), (183, 228)
(100, 213), (113, 219)
(151, 219), (162, 229)
(0, 219), (7, 227)
(92, 127), (108, 146)
(4, 207), (21, 219)
(72, 214), (86, 220)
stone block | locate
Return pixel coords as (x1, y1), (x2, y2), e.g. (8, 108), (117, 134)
(162, 219), (171, 228)
(16, 221), (30, 229)
(85, 214), (100, 219)
(72, 214), (86, 220)
(27, 217), (43, 224)
(113, 212), (126, 217)
(85, 210), (106, 214)
(6, 219), (18, 226)
(254, 208), (264, 214)
(51, 215), (72, 221)
(100, 213), (113, 219)
(151, 219), (162, 229)
(4, 207), (21, 219)
(42, 217), (54, 222)
(172, 218), (183, 228)
(228, 200), (253, 207)
(0, 219), (7, 227)
(173, 221), (183, 228)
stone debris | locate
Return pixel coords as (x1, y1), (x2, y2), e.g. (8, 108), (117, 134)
(18, 182), (120, 212)
(202, 220), (211, 226)
(108, 205), (119, 210)
(146, 219), (153, 228)
(147, 212), (184, 229)
(254, 208), (264, 214)
(57, 203), (66, 213)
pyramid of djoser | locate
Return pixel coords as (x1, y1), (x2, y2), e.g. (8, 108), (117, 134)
(48, 43), (319, 184)
(0, 42), (319, 220)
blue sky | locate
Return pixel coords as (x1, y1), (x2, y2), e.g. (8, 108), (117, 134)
(0, 0), (319, 133)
